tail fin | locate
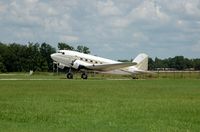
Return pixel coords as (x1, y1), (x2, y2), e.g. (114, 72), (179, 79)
(132, 53), (148, 71)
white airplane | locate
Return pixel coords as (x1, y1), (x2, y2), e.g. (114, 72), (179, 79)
(50, 50), (149, 79)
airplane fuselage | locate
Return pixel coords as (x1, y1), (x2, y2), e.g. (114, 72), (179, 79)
(51, 50), (120, 70)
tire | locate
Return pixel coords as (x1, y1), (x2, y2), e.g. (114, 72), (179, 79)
(66, 73), (73, 79)
(81, 73), (88, 79)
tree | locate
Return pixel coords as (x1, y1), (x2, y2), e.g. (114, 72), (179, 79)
(0, 43), (8, 72)
(118, 59), (130, 62)
(0, 55), (6, 72)
(194, 59), (200, 70)
(76, 45), (90, 54)
(185, 58), (193, 69)
(173, 56), (186, 70)
(25, 42), (42, 71)
(148, 57), (155, 70)
(5, 43), (27, 72)
(58, 42), (74, 50)
(154, 57), (164, 69)
(40, 43), (56, 71)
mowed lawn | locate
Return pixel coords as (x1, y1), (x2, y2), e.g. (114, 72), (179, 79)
(0, 79), (200, 132)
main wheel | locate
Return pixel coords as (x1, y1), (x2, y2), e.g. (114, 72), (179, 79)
(132, 76), (138, 79)
(81, 73), (88, 79)
(66, 73), (73, 79)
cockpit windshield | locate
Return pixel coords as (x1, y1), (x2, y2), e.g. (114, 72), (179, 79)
(58, 51), (65, 55)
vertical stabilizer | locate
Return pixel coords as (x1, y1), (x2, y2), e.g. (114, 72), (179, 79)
(132, 53), (148, 71)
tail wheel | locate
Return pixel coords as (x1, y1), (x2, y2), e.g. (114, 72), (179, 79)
(67, 73), (73, 79)
(81, 73), (88, 79)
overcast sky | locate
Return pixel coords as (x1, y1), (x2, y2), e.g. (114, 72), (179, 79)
(0, 0), (200, 59)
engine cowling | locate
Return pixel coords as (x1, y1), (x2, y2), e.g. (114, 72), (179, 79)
(72, 60), (87, 69)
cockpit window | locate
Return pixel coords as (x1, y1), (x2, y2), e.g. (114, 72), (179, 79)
(58, 51), (65, 55)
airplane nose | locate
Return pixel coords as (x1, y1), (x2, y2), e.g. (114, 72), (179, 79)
(50, 53), (54, 58)
(50, 53), (57, 60)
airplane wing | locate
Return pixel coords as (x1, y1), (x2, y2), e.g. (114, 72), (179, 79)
(85, 62), (137, 71)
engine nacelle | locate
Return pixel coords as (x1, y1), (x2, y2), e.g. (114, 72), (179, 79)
(72, 60), (88, 69)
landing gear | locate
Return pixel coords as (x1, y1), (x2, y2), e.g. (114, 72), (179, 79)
(81, 72), (88, 79)
(66, 72), (73, 79)
(66, 68), (73, 79)
(65, 68), (88, 79)
(132, 75), (138, 79)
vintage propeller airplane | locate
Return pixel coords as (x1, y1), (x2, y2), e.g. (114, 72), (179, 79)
(51, 50), (149, 79)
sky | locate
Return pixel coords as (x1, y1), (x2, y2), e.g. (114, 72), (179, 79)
(0, 0), (200, 60)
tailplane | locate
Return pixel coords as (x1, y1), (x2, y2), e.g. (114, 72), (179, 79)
(132, 53), (148, 71)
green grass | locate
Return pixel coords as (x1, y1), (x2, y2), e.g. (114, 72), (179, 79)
(0, 79), (200, 131)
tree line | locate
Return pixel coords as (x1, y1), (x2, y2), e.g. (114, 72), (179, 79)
(0, 42), (90, 72)
(0, 42), (200, 72)
(148, 56), (200, 70)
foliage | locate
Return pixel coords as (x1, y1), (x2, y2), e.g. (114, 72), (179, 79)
(118, 59), (130, 62)
(58, 42), (74, 50)
(0, 42), (55, 72)
(40, 43), (56, 71)
(58, 42), (91, 54)
(194, 59), (200, 70)
(148, 56), (200, 70)
(0, 55), (6, 72)
(76, 45), (90, 54)
(0, 42), (92, 72)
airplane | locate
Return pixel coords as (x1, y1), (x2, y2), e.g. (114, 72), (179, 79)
(50, 50), (149, 79)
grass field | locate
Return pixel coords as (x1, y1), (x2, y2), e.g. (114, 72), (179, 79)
(0, 74), (200, 131)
